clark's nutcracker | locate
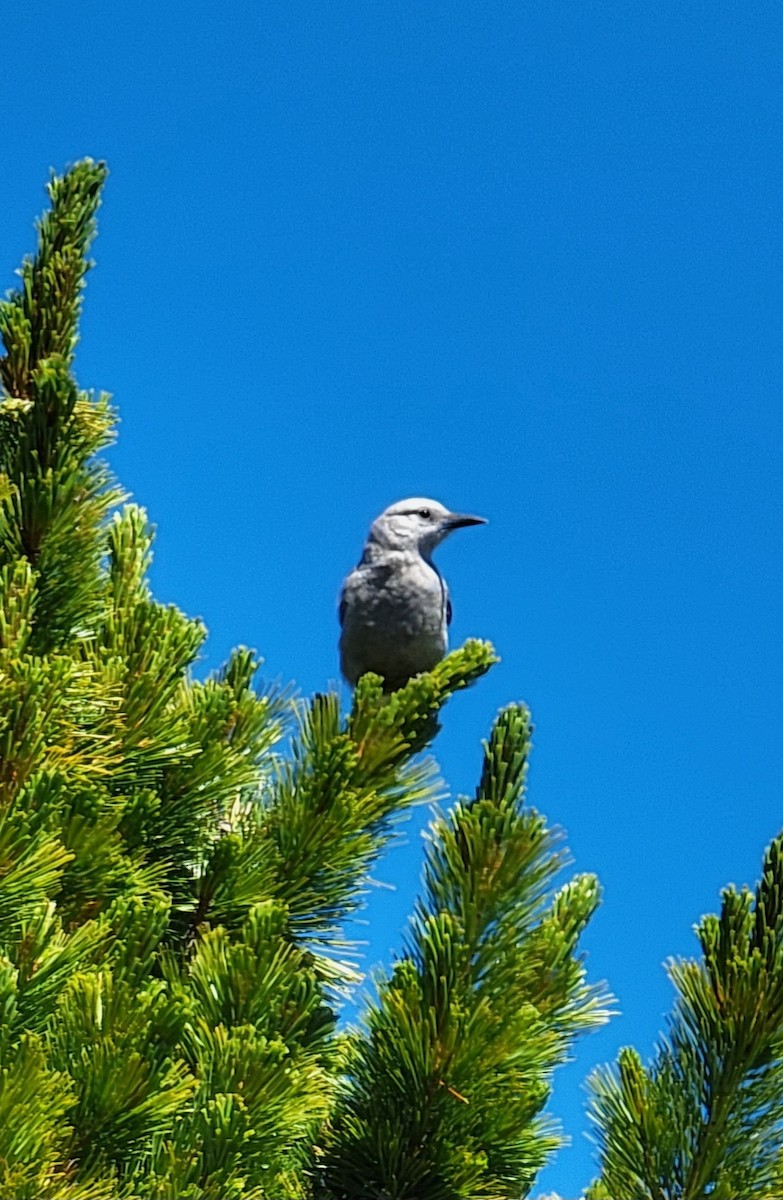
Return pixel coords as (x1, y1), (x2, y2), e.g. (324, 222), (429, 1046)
(339, 497), (487, 690)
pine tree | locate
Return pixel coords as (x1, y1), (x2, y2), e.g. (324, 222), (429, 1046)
(587, 833), (783, 1200)
(4, 162), (780, 1200)
(320, 705), (608, 1199)
(0, 163), (608, 1199)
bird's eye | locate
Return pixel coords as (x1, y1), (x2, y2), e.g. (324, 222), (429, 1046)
(418, 507), (432, 520)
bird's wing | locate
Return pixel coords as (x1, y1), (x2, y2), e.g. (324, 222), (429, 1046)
(446, 591), (453, 626)
(338, 569), (363, 626)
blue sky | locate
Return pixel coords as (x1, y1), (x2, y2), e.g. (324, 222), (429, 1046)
(3, 3), (781, 1194)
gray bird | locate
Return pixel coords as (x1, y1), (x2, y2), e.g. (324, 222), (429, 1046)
(339, 497), (487, 690)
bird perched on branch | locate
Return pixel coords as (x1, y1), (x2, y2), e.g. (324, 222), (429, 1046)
(338, 497), (487, 691)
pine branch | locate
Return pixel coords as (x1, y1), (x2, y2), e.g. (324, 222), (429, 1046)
(261, 641), (498, 972)
(587, 832), (783, 1200)
(321, 705), (610, 1200)
(0, 160), (106, 398)
(0, 162), (119, 648)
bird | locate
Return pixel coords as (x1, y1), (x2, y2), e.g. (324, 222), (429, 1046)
(338, 497), (487, 691)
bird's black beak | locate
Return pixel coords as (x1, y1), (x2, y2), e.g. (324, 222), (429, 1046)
(444, 513), (488, 530)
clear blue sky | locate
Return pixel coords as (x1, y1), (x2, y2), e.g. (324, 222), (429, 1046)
(3, 4), (781, 1195)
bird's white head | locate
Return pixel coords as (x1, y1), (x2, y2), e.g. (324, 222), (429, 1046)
(367, 497), (487, 559)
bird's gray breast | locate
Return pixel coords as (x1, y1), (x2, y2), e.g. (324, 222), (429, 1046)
(339, 555), (449, 687)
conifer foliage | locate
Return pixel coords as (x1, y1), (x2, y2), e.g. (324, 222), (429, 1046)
(2, 162), (780, 1200)
(587, 834), (783, 1200)
(0, 163), (605, 1198)
(321, 706), (608, 1199)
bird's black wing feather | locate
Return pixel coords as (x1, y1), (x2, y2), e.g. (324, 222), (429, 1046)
(446, 593), (453, 626)
(338, 590), (347, 627)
